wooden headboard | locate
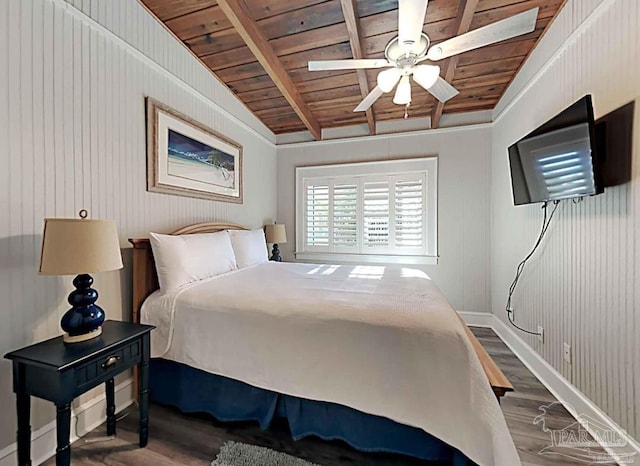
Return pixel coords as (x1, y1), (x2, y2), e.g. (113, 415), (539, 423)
(128, 222), (247, 324)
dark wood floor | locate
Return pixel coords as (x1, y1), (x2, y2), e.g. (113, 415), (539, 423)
(470, 328), (611, 466)
(44, 327), (613, 466)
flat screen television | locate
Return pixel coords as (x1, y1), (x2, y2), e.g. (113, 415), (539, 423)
(508, 95), (603, 205)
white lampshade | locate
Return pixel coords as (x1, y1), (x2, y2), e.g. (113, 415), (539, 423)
(393, 76), (412, 105)
(264, 224), (287, 244)
(377, 68), (402, 93)
(40, 216), (124, 275)
(412, 64), (440, 90)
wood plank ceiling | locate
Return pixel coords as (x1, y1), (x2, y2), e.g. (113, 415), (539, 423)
(140, 0), (567, 138)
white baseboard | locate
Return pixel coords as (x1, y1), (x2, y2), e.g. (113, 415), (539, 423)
(487, 315), (640, 465)
(456, 311), (494, 327)
(0, 378), (135, 466)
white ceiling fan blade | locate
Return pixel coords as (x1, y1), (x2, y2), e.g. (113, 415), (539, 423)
(426, 7), (539, 61)
(398, 0), (428, 54)
(308, 59), (390, 71)
(425, 76), (459, 103)
(354, 86), (384, 112)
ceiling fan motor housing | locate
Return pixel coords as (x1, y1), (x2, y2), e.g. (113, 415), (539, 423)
(385, 33), (430, 65)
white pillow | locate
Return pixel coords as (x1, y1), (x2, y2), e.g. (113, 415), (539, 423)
(149, 230), (237, 292)
(228, 228), (269, 268)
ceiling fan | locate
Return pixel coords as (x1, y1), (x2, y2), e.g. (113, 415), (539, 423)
(308, 0), (539, 113)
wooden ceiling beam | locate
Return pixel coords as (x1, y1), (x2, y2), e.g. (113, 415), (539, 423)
(431, 0), (480, 129)
(340, 0), (376, 135)
(216, 0), (322, 140)
(142, 0), (566, 135)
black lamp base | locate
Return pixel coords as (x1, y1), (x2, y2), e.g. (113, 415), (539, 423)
(270, 243), (282, 262)
(60, 274), (106, 344)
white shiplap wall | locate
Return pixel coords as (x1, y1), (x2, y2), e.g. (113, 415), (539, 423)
(277, 126), (493, 315)
(0, 0), (277, 452)
(491, 0), (640, 441)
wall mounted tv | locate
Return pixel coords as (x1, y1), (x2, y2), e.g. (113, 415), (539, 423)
(508, 95), (603, 205)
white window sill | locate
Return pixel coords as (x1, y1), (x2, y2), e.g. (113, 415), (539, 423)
(294, 252), (438, 265)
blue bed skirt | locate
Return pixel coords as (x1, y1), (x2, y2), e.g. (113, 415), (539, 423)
(150, 359), (475, 465)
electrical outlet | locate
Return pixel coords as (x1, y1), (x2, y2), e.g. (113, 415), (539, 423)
(563, 342), (571, 364)
(537, 326), (544, 344)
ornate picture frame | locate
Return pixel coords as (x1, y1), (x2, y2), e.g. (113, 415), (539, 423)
(146, 97), (243, 203)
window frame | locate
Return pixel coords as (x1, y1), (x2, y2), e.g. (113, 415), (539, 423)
(295, 157), (438, 265)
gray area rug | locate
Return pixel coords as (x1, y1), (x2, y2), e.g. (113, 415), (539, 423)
(212, 441), (321, 466)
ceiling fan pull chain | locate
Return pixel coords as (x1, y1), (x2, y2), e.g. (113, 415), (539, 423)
(404, 104), (409, 119)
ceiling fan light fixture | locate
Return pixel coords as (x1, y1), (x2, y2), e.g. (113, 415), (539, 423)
(377, 68), (402, 93)
(412, 64), (440, 89)
(308, 4), (539, 121)
(393, 76), (412, 105)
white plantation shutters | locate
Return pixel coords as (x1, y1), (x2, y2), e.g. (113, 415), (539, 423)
(305, 183), (330, 247)
(395, 176), (424, 250)
(333, 182), (358, 249)
(297, 158), (437, 262)
(363, 180), (390, 249)
(361, 175), (426, 254)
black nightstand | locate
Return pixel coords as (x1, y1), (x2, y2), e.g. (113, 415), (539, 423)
(5, 320), (154, 466)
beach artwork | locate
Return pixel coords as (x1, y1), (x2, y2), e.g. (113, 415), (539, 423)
(167, 129), (235, 189)
(147, 98), (243, 203)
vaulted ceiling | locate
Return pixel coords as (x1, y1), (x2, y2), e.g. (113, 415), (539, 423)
(140, 0), (567, 139)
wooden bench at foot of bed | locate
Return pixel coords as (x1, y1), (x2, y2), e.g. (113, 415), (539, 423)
(458, 316), (514, 401)
(129, 222), (514, 403)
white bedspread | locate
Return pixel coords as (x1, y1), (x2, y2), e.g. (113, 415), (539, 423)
(141, 262), (520, 466)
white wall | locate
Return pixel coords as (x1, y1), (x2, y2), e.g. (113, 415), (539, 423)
(0, 0), (277, 456)
(277, 126), (493, 314)
(490, 0), (640, 441)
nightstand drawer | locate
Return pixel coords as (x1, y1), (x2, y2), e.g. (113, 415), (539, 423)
(75, 339), (141, 391)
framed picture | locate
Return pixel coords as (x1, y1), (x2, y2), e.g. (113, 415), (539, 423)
(146, 97), (243, 203)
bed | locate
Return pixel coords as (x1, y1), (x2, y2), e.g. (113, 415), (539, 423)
(129, 222), (517, 466)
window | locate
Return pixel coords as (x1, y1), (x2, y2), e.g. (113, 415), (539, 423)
(296, 157), (437, 264)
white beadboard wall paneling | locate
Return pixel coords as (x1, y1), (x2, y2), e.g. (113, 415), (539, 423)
(489, 314), (640, 462)
(277, 122), (493, 149)
(0, 5), (9, 412)
(490, 0), (640, 442)
(0, 0), (277, 455)
(275, 112), (495, 145)
(60, 0), (276, 146)
(493, 0), (603, 118)
(277, 126), (492, 315)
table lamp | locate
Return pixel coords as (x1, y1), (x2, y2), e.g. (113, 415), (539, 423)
(264, 224), (287, 262)
(39, 210), (123, 343)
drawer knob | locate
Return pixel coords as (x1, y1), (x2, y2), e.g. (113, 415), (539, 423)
(101, 355), (120, 369)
